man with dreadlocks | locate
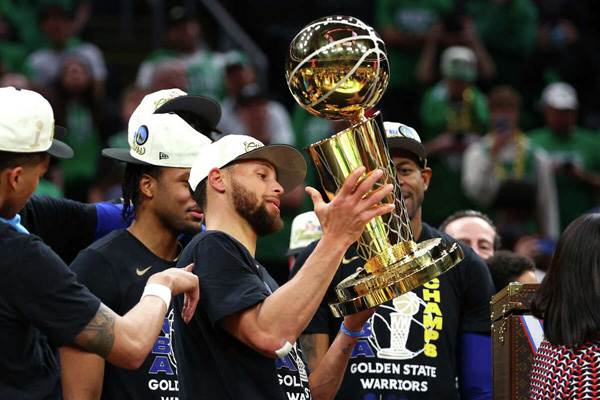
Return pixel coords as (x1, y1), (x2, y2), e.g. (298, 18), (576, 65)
(60, 112), (210, 400)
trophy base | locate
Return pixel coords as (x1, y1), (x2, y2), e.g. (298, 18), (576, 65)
(329, 239), (464, 317)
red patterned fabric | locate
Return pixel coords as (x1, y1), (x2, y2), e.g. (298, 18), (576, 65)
(530, 339), (600, 399)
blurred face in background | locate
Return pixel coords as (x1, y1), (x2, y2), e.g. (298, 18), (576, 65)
(544, 107), (577, 136)
(443, 216), (496, 260)
(490, 105), (520, 133)
(40, 8), (72, 46)
(166, 20), (200, 53)
(61, 58), (91, 93)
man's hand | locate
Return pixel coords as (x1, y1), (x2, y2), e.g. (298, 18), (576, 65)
(147, 263), (199, 323)
(307, 167), (395, 248)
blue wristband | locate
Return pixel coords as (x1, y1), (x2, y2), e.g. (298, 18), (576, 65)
(340, 321), (363, 337)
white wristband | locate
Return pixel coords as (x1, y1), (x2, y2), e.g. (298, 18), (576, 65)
(275, 341), (293, 358)
(141, 283), (172, 311)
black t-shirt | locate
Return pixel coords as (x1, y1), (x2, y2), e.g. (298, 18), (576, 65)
(71, 229), (180, 399)
(173, 231), (312, 400)
(291, 223), (495, 400)
(0, 221), (101, 399)
(19, 194), (97, 264)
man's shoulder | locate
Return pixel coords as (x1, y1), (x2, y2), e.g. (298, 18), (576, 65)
(83, 228), (130, 253)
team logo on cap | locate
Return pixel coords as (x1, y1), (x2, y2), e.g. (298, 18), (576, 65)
(153, 92), (183, 111)
(400, 125), (418, 140)
(132, 125), (148, 155)
(244, 141), (262, 152)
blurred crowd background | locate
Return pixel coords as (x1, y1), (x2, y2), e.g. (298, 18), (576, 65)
(3, 0), (600, 283)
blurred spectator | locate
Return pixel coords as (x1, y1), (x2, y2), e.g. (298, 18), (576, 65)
(417, 17), (496, 85)
(0, 0), (90, 51)
(150, 59), (188, 92)
(135, 6), (229, 101)
(528, 82), (600, 231)
(486, 250), (537, 293)
(286, 211), (322, 271)
(531, 0), (600, 130)
(419, 46), (489, 226)
(49, 54), (108, 202)
(219, 84), (295, 146)
(466, 0), (538, 88)
(462, 86), (559, 242)
(26, 2), (107, 99)
(0, 73), (30, 89)
(374, 0), (453, 128)
(439, 209), (500, 260)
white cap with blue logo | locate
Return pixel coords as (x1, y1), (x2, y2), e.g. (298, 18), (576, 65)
(103, 113), (211, 168)
(384, 121), (427, 168)
(286, 211), (323, 256)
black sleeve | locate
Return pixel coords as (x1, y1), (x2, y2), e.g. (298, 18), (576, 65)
(19, 194), (97, 264)
(458, 247), (495, 334)
(70, 248), (121, 312)
(193, 233), (271, 325)
(12, 234), (101, 347)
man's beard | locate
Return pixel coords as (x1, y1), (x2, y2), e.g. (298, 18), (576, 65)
(231, 177), (284, 237)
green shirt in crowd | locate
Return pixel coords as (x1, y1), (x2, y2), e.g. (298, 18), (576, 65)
(528, 126), (600, 230)
(374, 0), (453, 89)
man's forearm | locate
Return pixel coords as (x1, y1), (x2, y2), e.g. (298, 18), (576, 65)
(223, 234), (350, 357)
(308, 330), (360, 400)
(73, 297), (167, 369)
(60, 346), (105, 400)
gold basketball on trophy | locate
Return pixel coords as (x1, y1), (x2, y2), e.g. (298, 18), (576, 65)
(286, 16), (464, 317)
(286, 15), (389, 121)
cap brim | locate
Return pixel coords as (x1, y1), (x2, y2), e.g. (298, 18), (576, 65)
(102, 148), (152, 165)
(388, 137), (427, 166)
(47, 139), (74, 160)
(235, 145), (307, 194)
(155, 95), (221, 130)
(54, 125), (67, 140)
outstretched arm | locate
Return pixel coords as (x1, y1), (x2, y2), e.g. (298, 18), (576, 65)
(220, 167), (395, 358)
(70, 265), (198, 369)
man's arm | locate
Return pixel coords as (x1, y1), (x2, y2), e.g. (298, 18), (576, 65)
(71, 265), (198, 369)
(308, 310), (375, 400)
(220, 167), (394, 358)
(60, 348), (105, 400)
(299, 333), (330, 371)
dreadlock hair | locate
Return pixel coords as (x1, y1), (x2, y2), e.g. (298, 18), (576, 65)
(439, 209), (501, 250)
(0, 151), (47, 172)
(120, 163), (163, 224)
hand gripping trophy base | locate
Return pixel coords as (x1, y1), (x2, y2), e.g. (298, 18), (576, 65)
(329, 239), (464, 318)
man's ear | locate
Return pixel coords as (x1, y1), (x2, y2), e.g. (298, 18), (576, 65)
(421, 167), (432, 192)
(5, 167), (24, 190)
(139, 173), (156, 200)
(207, 168), (227, 193)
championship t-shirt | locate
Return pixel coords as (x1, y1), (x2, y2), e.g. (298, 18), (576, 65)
(71, 229), (180, 399)
(0, 221), (101, 399)
(173, 231), (312, 400)
(291, 223), (494, 399)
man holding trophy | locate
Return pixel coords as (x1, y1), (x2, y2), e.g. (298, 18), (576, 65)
(172, 133), (394, 399)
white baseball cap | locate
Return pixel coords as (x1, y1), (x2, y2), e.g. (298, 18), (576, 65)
(541, 82), (578, 110)
(188, 134), (307, 194)
(440, 46), (477, 82)
(384, 121), (427, 168)
(128, 88), (221, 138)
(286, 211), (323, 256)
(103, 113), (211, 168)
(0, 87), (73, 159)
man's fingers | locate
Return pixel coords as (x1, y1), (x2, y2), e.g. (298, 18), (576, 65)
(362, 203), (395, 222)
(306, 186), (324, 209)
(183, 263), (194, 272)
(361, 183), (394, 208)
(338, 166), (367, 196)
(353, 169), (384, 198)
(181, 286), (200, 323)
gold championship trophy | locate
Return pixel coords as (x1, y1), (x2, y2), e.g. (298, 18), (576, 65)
(285, 16), (464, 317)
